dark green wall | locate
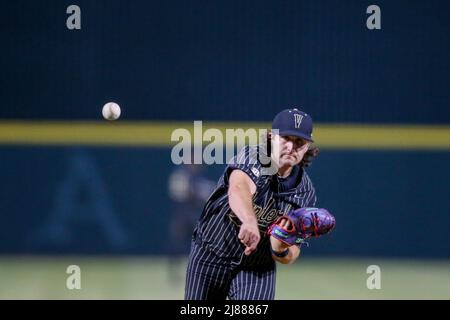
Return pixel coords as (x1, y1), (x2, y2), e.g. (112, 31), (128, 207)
(1, 0), (449, 123)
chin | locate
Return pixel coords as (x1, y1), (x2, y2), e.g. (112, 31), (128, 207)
(279, 159), (298, 167)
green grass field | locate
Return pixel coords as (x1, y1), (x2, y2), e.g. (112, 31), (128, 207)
(1, 256), (449, 299)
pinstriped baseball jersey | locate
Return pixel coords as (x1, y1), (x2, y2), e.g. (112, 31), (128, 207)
(185, 145), (317, 300)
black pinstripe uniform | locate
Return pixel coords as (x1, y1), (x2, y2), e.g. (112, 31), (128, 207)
(184, 145), (317, 300)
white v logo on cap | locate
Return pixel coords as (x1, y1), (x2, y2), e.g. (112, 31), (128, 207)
(294, 114), (303, 128)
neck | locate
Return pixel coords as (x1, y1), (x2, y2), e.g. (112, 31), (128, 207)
(277, 165), (293, 178)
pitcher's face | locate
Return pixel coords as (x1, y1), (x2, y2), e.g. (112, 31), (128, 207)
(271, 134), (310, 169)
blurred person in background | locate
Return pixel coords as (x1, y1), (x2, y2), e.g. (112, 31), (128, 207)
(167, 163), (215, 284)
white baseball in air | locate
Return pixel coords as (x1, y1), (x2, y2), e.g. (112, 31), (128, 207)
(102, 102), (121, 120)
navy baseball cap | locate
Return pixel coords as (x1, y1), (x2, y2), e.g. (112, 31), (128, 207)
(272, 108), (314, 142)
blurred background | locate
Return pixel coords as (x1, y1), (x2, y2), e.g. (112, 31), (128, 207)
(1, 0), (449, 299)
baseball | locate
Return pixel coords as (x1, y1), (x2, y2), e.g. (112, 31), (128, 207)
(102, 102), (121, 120)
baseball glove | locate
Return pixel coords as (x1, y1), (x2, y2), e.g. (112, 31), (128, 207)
(268, 207), (336, 246)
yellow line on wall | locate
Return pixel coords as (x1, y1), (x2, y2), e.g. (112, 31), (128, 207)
(0, 121), (449, 150)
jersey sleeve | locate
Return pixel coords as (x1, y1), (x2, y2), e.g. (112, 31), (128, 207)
(305, 190), (317, 208)
(222, 146), (262, 187)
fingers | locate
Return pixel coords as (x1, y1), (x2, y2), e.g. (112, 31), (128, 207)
(244, 244), (255, 255)
(244, 237), (259, 255)
(240, 232), (259, 247)
(277, 217), (291, 229)
(239, 224), (260, 255)
(238, 229), (250, 244)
